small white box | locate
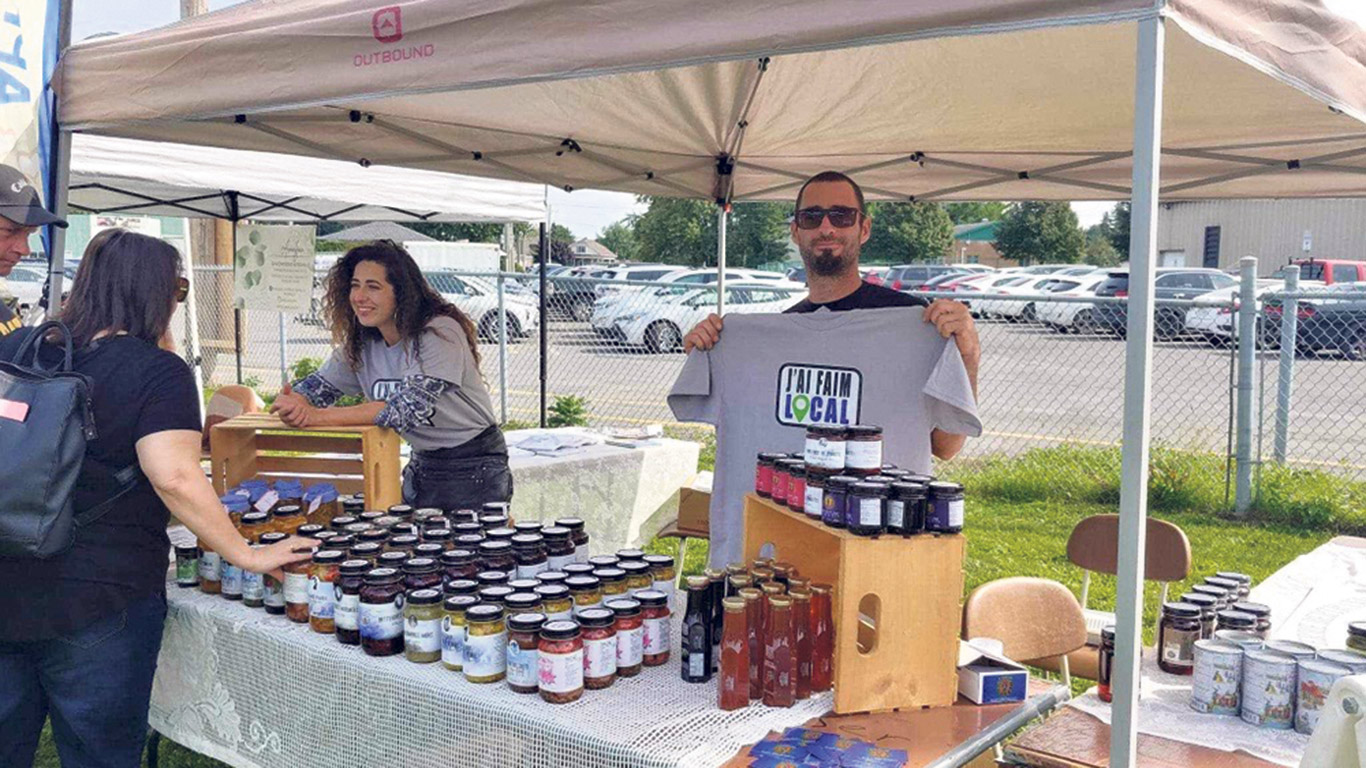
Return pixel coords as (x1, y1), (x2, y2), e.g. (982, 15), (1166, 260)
(957, 640), (1029, 705)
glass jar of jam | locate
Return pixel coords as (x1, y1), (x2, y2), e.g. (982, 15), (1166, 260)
(594, 568), (628, 599)
(325, 533), (354, 552)
(454, 533), (485, 552)
(239, 511), (271, 543)
(257, 532), (287, 613)
(504, 592), (543, 614)
(925, 481), (965, 534)
(222, 494), (252, 528)
(441, 594), (478, 671)
(1158, 601), (1202, 675)
(343, 522), (374, 537)
(479, 514), (510, 532)
(478, 585), (514, 607)
(542, 526), (576, 571)
(785, 462), (807, 513)
(453, 521), (484, 538)
(844, 425), (883, 475)
(422, 528), (453, 548)
(386, 533), (417, 553)
(619, 561), (653, 597)
(463, 604), (508, 683)
(1098, 625), (1115, 702)
(330, 515), (358, 532)
(607, 598), (644, 677)
(506, 612), (547, 694)
(579, 607), (618, 689)
(476, 570), (510, 587)
(307, 550), (344, 633)
(567, 575), (603, 615)
(511, 534), (549, 579)
(302, 483), (339, 526)
(804, 426), (847, 476)
(637, 589), (671, 666)
(719, 596), (750, 711)
(535, 571), (569, 588)
(389, 504), (416, 521)
(588, 555), (619, 570)
(1232, 601), (1271, 638)
(340, 496), (365, 517)
(273, 505), (306, 536)
(847, 482), (888, 536)
(887, 482), (927, 536)
(175, 544), (200, 589)
(359, 510), (386, 526)
(1205, 576), (1243, 602)
(770, 460), (792, 507)
(538, 620), (585, 703)
(1181, 592), (1219, 638)
(643, 554), (677, 609)
(507, 578), (540, 593)
(802, 473), (826, 520)
(445, 578), (480, 597)
(359, 568), (405, 657)
(402, 557), (442, 593)
(440, 549), (479, 582)
(377, 552), (409, 572)
(478, 540), (516, 572)
(810, 584), (834, 692)
(535, 584), (574, 621)
(402, 589), (443, 664)
(1216, 571), (1252, 599)
(563, 563), (595, 579)
(821, 475), (857, 528)
(283, 552), (313, 624)
(1216, 609), (1256, 634)
(197, 536), (223, 595)
(413, 543), (445, 562)
(219, 547), (243, 602)
(754, 452), (786, 498)
(486, 526), (517, 544)
(555, 517), (590, 562)
(1191, 583), (1234, 610)
(335, 559), (368, 645)
(349, 541), (383, 567)
(273, 479), (303, 511)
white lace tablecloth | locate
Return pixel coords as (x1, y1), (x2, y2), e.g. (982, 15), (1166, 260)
(504, 428), (700, 554)
(150, 582), (830, 768)
(1067, 537), (1366, 767)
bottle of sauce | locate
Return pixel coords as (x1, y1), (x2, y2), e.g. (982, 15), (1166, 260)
(1098, 625), (1116, 702)
(763, 595), (797, 707)
(681, 575), (714, 683)
(719, 596), (750, 711)
(810, 584), (835, 692)
(791, 588), (813, 699)
(739, 587), (763, 699)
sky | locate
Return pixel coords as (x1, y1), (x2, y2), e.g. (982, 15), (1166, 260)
(73, 1), (1121, 238)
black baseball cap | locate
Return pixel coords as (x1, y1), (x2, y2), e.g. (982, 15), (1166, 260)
(0, 164), (66, 228)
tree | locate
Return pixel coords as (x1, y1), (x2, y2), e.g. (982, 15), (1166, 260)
(1084, 225), (1122, 267)
(597, 219), (640, 262)
(531, 239), (573, 265)
(550, 224), (575, 244)
(726, 202), (791, 268)
(633, 197), (718, 267)
(407, 222), (505, 242)
(995, 202), (1085, 266)
(944, 202), (1007, 225)
(1101, 202), (1131, 259)
(861, 201), (954, 264)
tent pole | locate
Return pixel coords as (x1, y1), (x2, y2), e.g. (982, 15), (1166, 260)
(538, 221), (548, 428)
(228, 193), (243, 385)
(181, 218), (207, 424)
(38, 0), (73, 321)
(1111, 12), (1165, 768)
(716, 205), (728, 315)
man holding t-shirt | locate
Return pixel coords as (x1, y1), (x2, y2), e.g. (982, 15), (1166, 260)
(0, 164), (66, 337)
(683, 170), (980, 460)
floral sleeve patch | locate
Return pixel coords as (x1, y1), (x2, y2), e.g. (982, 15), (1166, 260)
(376, 375), (450, 433)
(293, 373), (346, 408)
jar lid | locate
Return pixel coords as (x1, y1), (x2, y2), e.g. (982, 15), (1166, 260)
(487, 527), (517, 541)
(619, 561), (651, 575)
(1244, 649), (1297, 666)
(738, 587), (762, 601)
(514, 521), (544, 533)
(810, 583), (833, 595)
(1101, 625), (1116, 642)
(643, 554), (674, 568)
(482, 502), (511, 513)
(408, 588), (441, 605)
(507, 579), (541, 592)
(806, 425), (847, 438)
(478, 540), (512, 553)
(889, 481), (928, 498)
(846, 425), (883, 437)
(722, 596), (746, 612)
(298, 523), (325, 536)
(686, 575), (711, 590)
(1232, 601), (1271, 617)
(588, 555), (620, 568)
(536, 571), (569, 584)
(350, 541), (383, 556)
(453, 522), (484, 535)
(769, 595), (793, 608)
(377, 552), (409, 568)
(275, 505), (303, 517)
(388, 504), (415, 516)
(240, 512), (270, 525)
(476, 570), (509, 585)
(345, 523), (375, 534)
(479, 586), (514, 603)
(1205, 577), (1241, 590)
(881, 468), (911, 478)
(1162, 601), (1202, 618)
(566, 575), (602, 591)
(331, 516), (358, 529)
(505, 592), (543, 610)
(563, 563), (596, 576)
(340, 559), (370, 575)
(534, 584), (571, 599)
(606, 598), (641, 616)
(510, 533), (545, 548)
(466, 604), (504, 622)
(903, 473), (935, 484)
(389, 534), (419, 547)
(403, 557), (438, 573)
(1180, 593), (1218, 608)
(555, 517), (586, 531)
(449, 509), (478, 523)
(634, 590), (668, 607)
(423, 528), (453, 540)
(479, 514), (510, 528)
(616, 548), (646, 560)
(593, 568), (626, 582)
(444, 594), (478, 612)
(327, 534), (355, 549)
(541, 526), (571, 540)
(578, 607), (615, 627)
(541, 620), (580, 640)
(455, 534), (485, 548)
(357, 530), (389, 545)
(825, 475), (859, 489)
(1349, 621), (1366, 638)
(175, 543), (200, 554)
(444, 579), (480, 596)
(757, 451), (787, 464)
(508, 612), (547, 633)
(440, 549), (477, 566)
(928, 481), (964, 494)
(313, 549), (345, 564)
(410, 544), (443, 562)
(364, 567), (401, 584)
(359, 511), (385, 522)
(1191, 584), (1229, 597)
(1216, 571), (1252, 585)
(850, 482), (888, 496)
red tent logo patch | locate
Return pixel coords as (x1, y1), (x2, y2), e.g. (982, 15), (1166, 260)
(373, 7), (403, 44)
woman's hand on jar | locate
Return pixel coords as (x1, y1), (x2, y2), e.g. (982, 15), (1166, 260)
(247, 536), (318, 581)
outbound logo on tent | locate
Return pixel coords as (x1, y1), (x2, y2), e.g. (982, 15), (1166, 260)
(356, 6), (436, 68)
(373, 7), (403, 43)
(774, 363), (862, 428)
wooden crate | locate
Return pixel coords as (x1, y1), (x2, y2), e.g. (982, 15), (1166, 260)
(742, 493), (965, 715)
(210, 413), (403, 508)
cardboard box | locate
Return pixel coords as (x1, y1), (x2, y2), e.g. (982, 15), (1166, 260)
(676, 471), (712, 535)
(957, 640), (1029, 705)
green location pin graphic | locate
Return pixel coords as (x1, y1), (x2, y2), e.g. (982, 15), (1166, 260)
(792, 394), (811, 423)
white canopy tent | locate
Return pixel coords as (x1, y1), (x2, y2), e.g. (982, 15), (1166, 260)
(51, 1), (1366, 764)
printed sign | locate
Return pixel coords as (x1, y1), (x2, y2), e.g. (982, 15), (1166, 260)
(0, 1), (55, 196)
(233, 223), (316, 313)
(774, 363), (862, 427)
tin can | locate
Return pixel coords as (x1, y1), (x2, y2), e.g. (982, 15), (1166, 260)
(1263, 639), (1317, 662)
(1240, 650), (1297, 729)
(1295, 659), (1351, 735)
(1317, 648), (1366, 674)
(1212, 629), (1264, 651)
(1191, 640), (1243, 715)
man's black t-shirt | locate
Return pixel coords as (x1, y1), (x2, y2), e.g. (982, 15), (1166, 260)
(0, 332), (201, 641)
(785, 280), (930, 313)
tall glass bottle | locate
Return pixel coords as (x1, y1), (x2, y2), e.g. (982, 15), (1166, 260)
(810, 583), (834, 692)
(739, 587), (763, 699)
(763, 595), (796, 707)
(681, 575), (714, 683)
(718, 597), (749, 710)
(791, 588), (813, 699)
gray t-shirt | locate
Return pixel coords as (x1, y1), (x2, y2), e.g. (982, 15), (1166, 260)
(668, 307), (982, 567)
(317, 316), (497, 451)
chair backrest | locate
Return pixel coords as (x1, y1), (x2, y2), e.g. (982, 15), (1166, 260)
(1065, 514), (1192, 583)
(962, 577), (1088, 662)
(203, 385), (263, 449)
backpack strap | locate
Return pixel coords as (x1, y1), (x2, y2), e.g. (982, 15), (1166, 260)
(74, 463), (145, 527)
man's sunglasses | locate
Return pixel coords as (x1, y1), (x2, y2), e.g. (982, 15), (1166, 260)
(176, 276), (189, 304)
(794, 206), (862, 230)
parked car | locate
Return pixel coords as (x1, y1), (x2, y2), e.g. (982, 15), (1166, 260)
(1262, 282), (1366, 359)
(957, 264), (997, 273)
(885, 264), (966, 291)
(593, 264), (676, 297)
(1092, 268), (1237, 339)
(0, 264), (47, 310)
(973, 275), (1064, 322)
(1271, 258), (1366, 286)
(612, 283), (802, 353)
(1035, 274), (1111, 333)
(863, 266), (890, 286)
(424, 271), (540, 342)
(786, 266), (807, 284)
(1183, 280), (1283, 347)
(589, 268), (793, 335)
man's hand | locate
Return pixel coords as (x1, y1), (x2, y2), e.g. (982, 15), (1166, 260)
(683, 313), (724, 353)
(270, 383), (316, 428)
(925, 299), (981, 368)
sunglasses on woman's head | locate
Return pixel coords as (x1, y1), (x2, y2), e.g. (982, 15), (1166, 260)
(794, 206), (862, 230)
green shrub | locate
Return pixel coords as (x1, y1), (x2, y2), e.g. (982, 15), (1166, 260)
(547, 395), (590, 428)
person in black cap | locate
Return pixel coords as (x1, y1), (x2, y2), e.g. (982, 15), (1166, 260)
(0, 163), (67, 336)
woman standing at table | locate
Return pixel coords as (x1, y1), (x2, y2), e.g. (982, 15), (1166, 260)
(272, 240), (512, 509)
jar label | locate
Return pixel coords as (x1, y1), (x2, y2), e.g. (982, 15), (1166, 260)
(254, 490), (278, 514)
(689, 650), (705, 678)
(1161, 627), (1199, 667)
(220, 563), (242, 595)
(948, 499), (964, 528)
(516, 561), (549, 580)
(242, 571), (264, 601)
(264, 576), (284, 607)
(359, 598), (403, 640)
(575, 543), (589, 563)
(463, 629), (507, 677)
(283, 571), (309, 605)
(859, 498), (883, 526)
(585, 636), (617, 678)
(617, 625), (644, 667)
(335, 592), (360, 630)
(538, 649), (584, 694)
(506, 639), (539, 687)
(199, 551), (221, 582)
(441, 617), (465, 667)
(845, 439), (882, 469)
(547, 553), (576, 571)
(643, 616), (670, 654)
(404, 616), (441, 653)
(803, 486), (823, 519)
(308, 576), (336, 619)
(176, 558), (198, 584)
(887, 500), (905, 529)
(804, 436), (846, 470)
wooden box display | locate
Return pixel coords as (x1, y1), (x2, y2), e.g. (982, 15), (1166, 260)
(742, 493), (965, 715)
(210, 413), (403, 507)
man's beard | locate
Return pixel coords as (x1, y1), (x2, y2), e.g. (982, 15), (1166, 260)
(802, 238), (858, 278)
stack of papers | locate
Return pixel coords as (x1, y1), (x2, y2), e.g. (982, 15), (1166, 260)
(746, 728), (907, 767)
(507, 430), (603, 456)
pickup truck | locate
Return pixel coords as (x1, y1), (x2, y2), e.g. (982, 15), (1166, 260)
(1262, 282), (1366, 359)
(1272, 258), (1366, 286)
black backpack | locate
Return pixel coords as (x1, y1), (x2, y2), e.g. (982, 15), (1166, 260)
(0, 321), (141, 559)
